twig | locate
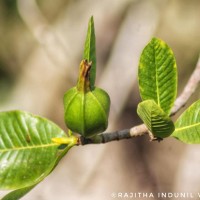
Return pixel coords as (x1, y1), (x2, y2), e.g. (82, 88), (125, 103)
(79, 129), (130, 145)
(170, 56), (200, 115)
(79, 56), (200, 145)
(79, 124), (148, 145)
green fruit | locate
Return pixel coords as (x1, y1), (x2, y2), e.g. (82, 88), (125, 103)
(64, 60), (110, 138)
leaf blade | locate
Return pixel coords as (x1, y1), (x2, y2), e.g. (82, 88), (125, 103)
(1, 144), (73, 200)
(137, 100), (175, 138)
(83, 16), (96, 89)
(1, 184), (36, 200)
(138, 37), (177, 114)
(172, 99), (200, 143)
(0, 110), (68, 190)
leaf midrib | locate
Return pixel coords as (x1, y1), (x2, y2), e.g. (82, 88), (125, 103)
(154, 45), (160, 107)
(0, 143), (58, 153)
(175, 122), (200, 132)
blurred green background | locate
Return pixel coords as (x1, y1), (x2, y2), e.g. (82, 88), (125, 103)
(0, 0), (199, 199)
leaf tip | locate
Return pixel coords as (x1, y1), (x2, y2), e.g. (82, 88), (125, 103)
(90, 15), (94, 22)
(83, 15), (96, 89)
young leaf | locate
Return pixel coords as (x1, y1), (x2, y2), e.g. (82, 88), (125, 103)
(0, 110), (71, 190)
(172, 99), (200, 144)
(137, 100), (175, 138)
(138, 37), (177, 115)
(83, 16), (96, 89)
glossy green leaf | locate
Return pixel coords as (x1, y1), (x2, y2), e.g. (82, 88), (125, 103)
(137, 100), (175, 138)
(138, 37), (177, 115)
(83, 16), (96, 89)
(1, 144), (72, 200)
(0, 110), (69, 190)
(172, 99), (200, 144)
(1, 184), (36, 200)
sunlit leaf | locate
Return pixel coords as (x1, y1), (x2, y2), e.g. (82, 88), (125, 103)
(137, 100), (175, 138)
(1, 144), (72, 200)
(172, 100), (200, 143)
(0, 110), (69, 190)
(138, 37), (177, 115)
(83, 16), (96, 89)
(1, 184), (36, 200)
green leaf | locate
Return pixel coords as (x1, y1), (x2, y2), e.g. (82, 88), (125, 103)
(83, 16), (96, 89)
(137, 100), (175, 138)
(1, 144), (72, 200)
(138, 37), (177, 115)
(0, 110), (69, 190)
(172, 99), (200, 144)
(1, 184), (36, 200)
